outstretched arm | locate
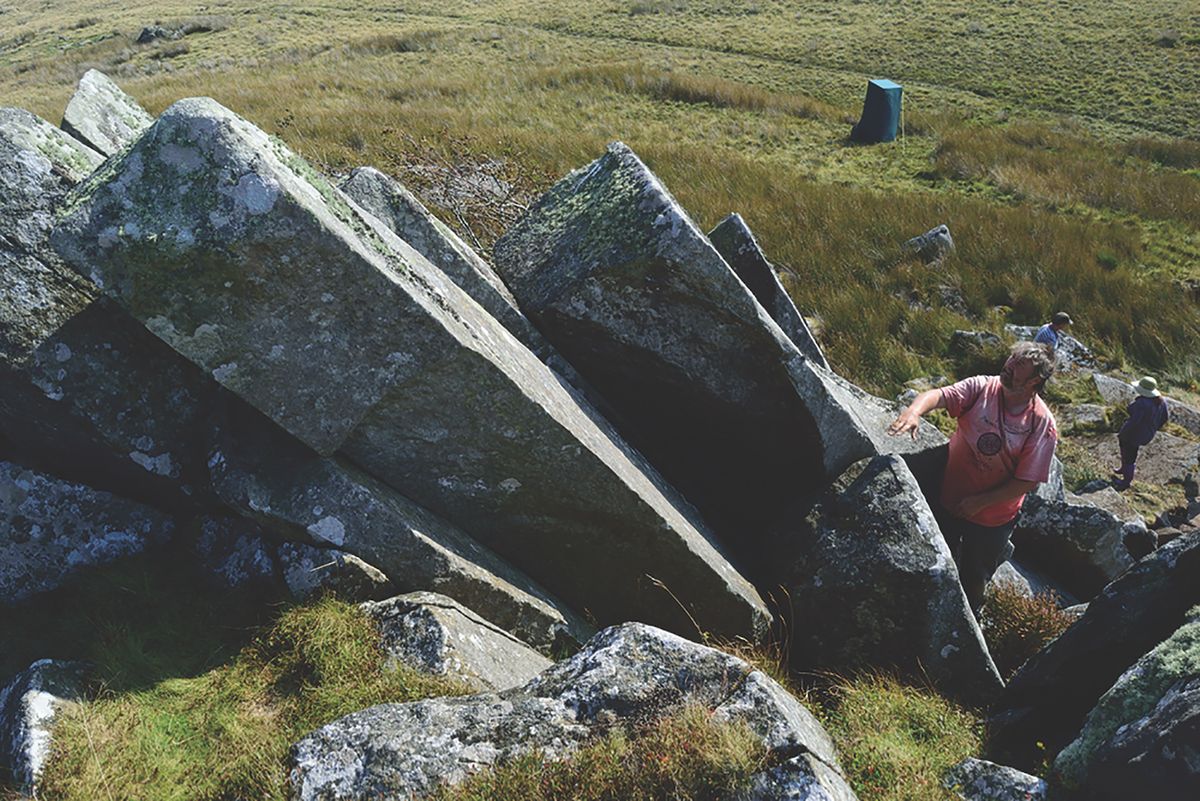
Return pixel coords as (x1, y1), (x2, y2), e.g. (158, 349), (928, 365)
(887, 388), (946, 440)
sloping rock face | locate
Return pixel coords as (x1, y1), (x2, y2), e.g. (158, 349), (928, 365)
(278, 543), (393, 602)
(361, 592), (552, 691)
(768, 455), (1002, 703)
(1094, 372), (1200, 436)
(207, 399), (591, 653)
(1051, 611), (1200, 800)
(1013, 458), (1141, 599)
(0, 461), (175, 605)
(493, 142), (942, 572)
(1076, 430), (1200, 488)
(708, 212), (828, 369)
(52, 98), (770, 641)
(944, 757), (1046, 801)
(288, 623), (857, 801)
(60, 69), (154, 157)
(987, 530), (1200, 769)
(0, 107), (216, 510)
(0, 659), (87, 795)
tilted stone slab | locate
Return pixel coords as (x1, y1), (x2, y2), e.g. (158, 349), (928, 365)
(53, 98), (770, 641)
(288, 623), (856, 801)
(0, 659), (88, 796)
(208, 401), (591, 653)
(768, 454), (1002, 704)
(0, 461), (176, 605)
(279, 542), (393, 603)
(0, 107), (215, 509)
(1076, 430), (1200, 488)
(708, 212), (828, 369)
(1094, 372), (1200, 436)
(60, 69), (154, 157)
(362, 591), (552, 691)
(987, 530), (1200, 770)
(944, 758), (1047, 801)
(493, 142), (942, 570)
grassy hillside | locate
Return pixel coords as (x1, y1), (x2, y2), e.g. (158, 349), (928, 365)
(2, 0), (1198, 393)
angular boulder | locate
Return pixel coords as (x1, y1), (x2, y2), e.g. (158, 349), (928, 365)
(991, 559), (1078, 607)
(278, 542), (393, 602)
(708, 212), (828, 369)
(288, 623), (857, 801)
(52, 97), (771, 641)
(987, 530), (1200, 769)
(0, 659), (87, 796)
(493, 142), (942, 572)
(944, 757), (1046, 801)
(207, 399), (590, 653)
(1, 461), (176, 605)
(768, 455), (1002, 704)
(361, 591), (552, 691)
(0, 106), (215, 509)
(60, 69), (154, 157)
(1052, 612), (1200, 800)
(1094, 372), (1200, 436)
(1013, 458), (1141, 599)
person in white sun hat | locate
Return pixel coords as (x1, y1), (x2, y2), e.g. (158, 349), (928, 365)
(1113, 376), (1169, 491)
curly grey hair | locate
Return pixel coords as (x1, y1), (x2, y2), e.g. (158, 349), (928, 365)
(1009, 340), (1056, 388)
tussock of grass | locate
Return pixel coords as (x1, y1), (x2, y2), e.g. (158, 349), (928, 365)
(979, 584), (1074, 679)
(37, 597), (470, 801)
(815, 673), (982, 801)
(429, 702), (766, 801)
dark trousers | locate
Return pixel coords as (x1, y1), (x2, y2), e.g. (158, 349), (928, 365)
(1116, 437), (1140, 485)
(939, 515), (1018, 614)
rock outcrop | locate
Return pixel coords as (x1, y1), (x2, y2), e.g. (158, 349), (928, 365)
(52, 99), (770, 642)
(1094, 372), (1200, 436)
(1076, 430), (1199, 488)
(0, 659), (87, 796)
(60, 69), (154, 157)
(288, 623), (858, 801)
(362, 592), (552, 691)
(768, 455), (1002, 703)
(944, 757), (1046, 801)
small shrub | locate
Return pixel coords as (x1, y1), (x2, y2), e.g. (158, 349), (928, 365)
(979, 583), (1074, 678)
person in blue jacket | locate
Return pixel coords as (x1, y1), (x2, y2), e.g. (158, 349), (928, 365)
(1113, 376), (1170, 490)
(1034, 312), (1073, 350)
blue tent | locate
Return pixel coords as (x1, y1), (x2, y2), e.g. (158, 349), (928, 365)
(850, 79), (902, 143)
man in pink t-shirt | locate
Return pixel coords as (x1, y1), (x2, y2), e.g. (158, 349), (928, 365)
(888, 341), (1059, 612)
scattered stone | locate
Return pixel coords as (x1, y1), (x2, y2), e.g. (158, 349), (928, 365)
(288, 623), (856, 801)
(493, 142), (942, 576)
(136, 25), (179, 44)
(949, 329), (1002, 354)
(0, 659), (88, 796)
(1056, 403), (1107, 432)
(903, 224), (955, 264)
(768, 455), (1002, 704)
(60, 69), (154, 157)
(1052, 612), (1200, 800)
(987, 530), (1200, 770)
(0, 461), (176, 605)
(944, 757), (1047, 801)
(51, 98), (771, 642)
(279, 542), (393, 603)
(1094, 373), (1200, 437)
(361, 592), (552, 691)
(1007, 324), (1095, 369)
(708, 212), (829, 369)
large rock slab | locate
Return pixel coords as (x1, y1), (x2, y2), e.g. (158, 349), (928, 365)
(288, 623), (856, 801)
(1013, 458), (1142, 599)
(362, 591), (552, 691)
(1051, 611), (1200, 800)
(60, 69), (154, 157)
(52, 98), (770, 641)
(0, 659), (88, 795)
(708, 212), (828, 369)
(208, 399), (591, 653)
(1076, 430), (1200, 488)
(987, 530), (1200, 769)
(0, 106), (215, 509)
(1094, 372), (1200, 436)
(0, 461), (176, 605)
(769, 455), (1002, 704)
(493, 142), (942, 572)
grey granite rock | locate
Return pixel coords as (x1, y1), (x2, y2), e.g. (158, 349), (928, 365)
(53, 98), (771, 641)
(288, 623), (853, 801)
(904, 224), (955, 265)
(1076, 430), (1200, 489)
(944, 757), (1046, 801)
(1007, 324), (1095, 370)
(60, 69), (154, 157)
(493, 142), (942, 575)
(992, 559), (1079, 607)
(769, 455), (1002, 704)
(1094, 372), (1200, 436)
(361, 592), (552, 691)
(0, 659), (88, 795)
(1056, 403), (1107, 432)
(279, 542), (393, 602)
(0, 461), (175, 605)
(708, 212), (828, 369)
(193, 515), (278, 589)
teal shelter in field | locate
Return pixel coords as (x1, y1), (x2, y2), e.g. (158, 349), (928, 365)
(850, 79), (902, 143)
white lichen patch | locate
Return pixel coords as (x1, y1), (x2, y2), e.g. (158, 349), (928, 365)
(233, 172), (280, 215)
(307, 516), (347, 547)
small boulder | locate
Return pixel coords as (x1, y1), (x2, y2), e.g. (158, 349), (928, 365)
(0, 659), (88, 796)
(1007, 324), (1095, 370)
(1056, 403), (1107, 433)
(903, 224), (955, 264)
(60, 69), (154, 157)
(944, 757), (1046, 801)
(279, 542), (392, 602)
